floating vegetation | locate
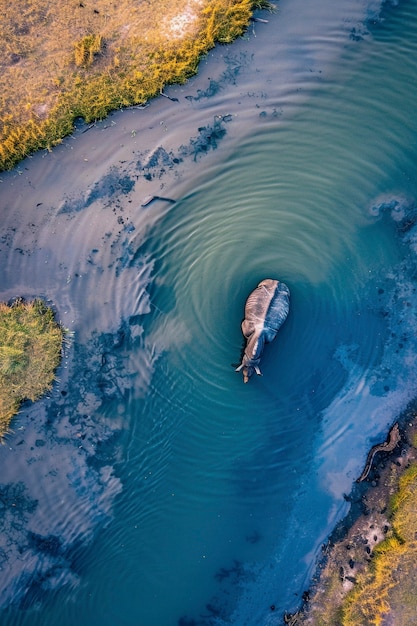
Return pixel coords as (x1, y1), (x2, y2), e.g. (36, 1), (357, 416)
(0, 0), (275, 171)
(0, 299), (64, 436)
(181, 114), (232, 160)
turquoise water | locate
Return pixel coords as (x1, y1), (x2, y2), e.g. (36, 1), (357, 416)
(1, 0), (417, 624)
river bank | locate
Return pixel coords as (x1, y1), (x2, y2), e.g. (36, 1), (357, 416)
(288, 404), (417, 625)
(0, 0), (272, 171)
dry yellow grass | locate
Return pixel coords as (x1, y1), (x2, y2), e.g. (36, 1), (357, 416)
(0, 0), (272, 170)
(341, 463), (417, 625)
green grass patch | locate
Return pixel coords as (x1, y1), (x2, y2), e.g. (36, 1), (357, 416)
(0, 0), (275, 171)
(0, 299), (64, 436)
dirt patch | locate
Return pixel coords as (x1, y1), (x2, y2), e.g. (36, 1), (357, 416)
(162, 0), (205, 38)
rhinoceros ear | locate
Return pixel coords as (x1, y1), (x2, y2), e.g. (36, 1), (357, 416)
(254, 365), (263, 376)
(235, 364), (244, 372)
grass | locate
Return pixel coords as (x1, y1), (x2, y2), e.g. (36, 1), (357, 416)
(0, 0), (274, 171)
(0, 299), (64, 437)
(341, 462), (417, 625)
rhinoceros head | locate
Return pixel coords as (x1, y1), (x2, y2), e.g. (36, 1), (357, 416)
(236, 332), (264, 382)
(235, 359), (262, 383)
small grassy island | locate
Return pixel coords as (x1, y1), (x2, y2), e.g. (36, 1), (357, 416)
(0, 299), (63, 436)
(0, 0), (272, 171)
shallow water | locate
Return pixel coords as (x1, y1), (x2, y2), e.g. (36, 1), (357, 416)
(1, 0), (417, 623)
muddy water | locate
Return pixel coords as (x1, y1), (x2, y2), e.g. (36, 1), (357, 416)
(1, 0), (417, 624)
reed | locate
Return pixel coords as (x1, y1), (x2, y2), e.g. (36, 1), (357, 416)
(0, 299), (64, 437)
(0, 0), (275, 171)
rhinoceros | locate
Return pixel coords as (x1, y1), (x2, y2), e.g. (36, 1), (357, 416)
(236, 279), (290, 383)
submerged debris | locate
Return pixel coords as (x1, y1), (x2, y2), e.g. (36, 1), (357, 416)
(141, 195), (176, 207)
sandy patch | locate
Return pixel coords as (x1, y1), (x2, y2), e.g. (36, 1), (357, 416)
(164, 0), (204, 39)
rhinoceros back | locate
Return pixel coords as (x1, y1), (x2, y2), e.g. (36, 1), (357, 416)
(242, 279), (278, 338)
(263, 281), (290, 342)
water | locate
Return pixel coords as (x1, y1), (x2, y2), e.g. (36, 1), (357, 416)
(1, 0), (417, 623)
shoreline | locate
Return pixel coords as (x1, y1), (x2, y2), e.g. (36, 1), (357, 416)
(0, 0), (273, 171)
(288, 404), (417, 625)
